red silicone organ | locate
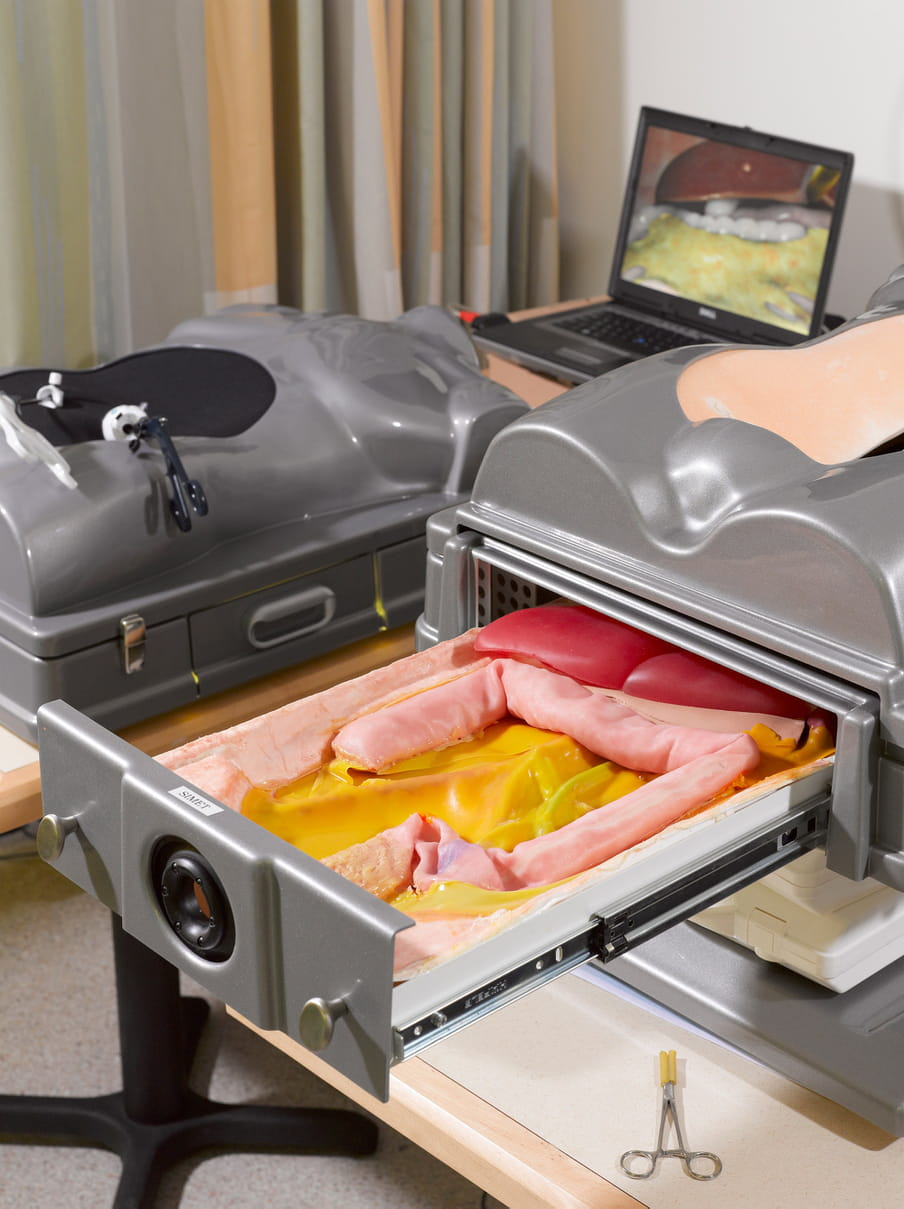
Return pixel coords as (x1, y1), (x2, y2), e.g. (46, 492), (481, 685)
(475, 606), (813, 719)
(622, 651), (810, 718)
(473, 605), (675, 689)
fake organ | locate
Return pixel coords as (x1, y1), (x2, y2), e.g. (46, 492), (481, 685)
(233, 607), (835, 975)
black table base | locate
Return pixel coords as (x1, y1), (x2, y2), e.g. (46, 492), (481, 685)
(0, 915), (377, 1209)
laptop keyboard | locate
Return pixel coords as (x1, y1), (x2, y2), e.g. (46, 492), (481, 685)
(550, 308), (710, 356)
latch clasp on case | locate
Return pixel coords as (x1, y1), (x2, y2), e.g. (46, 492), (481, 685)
(120, 613), (146, 675)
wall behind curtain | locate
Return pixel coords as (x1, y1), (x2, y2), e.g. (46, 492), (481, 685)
(0, 0), (557, 369)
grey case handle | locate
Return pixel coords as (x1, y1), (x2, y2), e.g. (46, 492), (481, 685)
(246, 585), (336, 649)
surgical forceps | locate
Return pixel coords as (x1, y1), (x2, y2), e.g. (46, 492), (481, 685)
(620, 1050), (722, 1181)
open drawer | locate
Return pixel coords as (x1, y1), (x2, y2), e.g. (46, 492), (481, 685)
(35, 589), (872, 1102)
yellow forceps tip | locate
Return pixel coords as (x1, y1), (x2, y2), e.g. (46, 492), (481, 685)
(659, 1049), (676, 1085)
(620, 1051), (722, 1182)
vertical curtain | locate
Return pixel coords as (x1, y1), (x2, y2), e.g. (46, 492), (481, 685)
(0, 0), (558, 370)
(0, 0), (277, 369)
(272, 0), (559, 318)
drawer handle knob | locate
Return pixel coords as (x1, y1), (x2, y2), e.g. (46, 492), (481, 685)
(36, 814), (79, 862)
(300, 996), (348, 1052)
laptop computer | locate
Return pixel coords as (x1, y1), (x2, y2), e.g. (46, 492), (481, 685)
(471, 107), (854, 384)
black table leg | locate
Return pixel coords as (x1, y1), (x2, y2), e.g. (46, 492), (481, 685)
(0, 914), (378, 1209)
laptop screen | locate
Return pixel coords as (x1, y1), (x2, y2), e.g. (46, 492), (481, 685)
(610, 108), (854, 346)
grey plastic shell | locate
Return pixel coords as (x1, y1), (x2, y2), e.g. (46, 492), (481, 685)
(0, 305), (527, 739)
(0, 304), (525, 632)
(417, 283), (904, 890)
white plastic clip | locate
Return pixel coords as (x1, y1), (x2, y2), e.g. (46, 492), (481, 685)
(0, 391), (76, 488)
(35, 371), (64, 409)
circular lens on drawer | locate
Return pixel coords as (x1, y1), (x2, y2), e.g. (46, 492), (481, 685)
(152, 839), (235, 961)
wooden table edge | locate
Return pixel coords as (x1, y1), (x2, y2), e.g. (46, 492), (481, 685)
(228, 1009), (645, 1209)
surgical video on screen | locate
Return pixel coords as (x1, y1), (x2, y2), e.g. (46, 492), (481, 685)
(620, 126), (840, 335)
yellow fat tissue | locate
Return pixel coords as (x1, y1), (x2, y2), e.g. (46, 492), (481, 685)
(243, 722), (639, 859)
(242, 718), (836, 918)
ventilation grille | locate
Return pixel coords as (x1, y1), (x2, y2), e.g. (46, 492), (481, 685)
(474, 560), (542, 625)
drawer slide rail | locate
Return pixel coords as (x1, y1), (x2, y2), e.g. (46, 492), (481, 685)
(395, 793), (829, 1060)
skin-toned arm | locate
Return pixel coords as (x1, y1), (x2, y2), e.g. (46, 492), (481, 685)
(676, 314), (904, 464)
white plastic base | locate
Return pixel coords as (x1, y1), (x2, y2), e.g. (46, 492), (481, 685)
(694, 849), (904, 991)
